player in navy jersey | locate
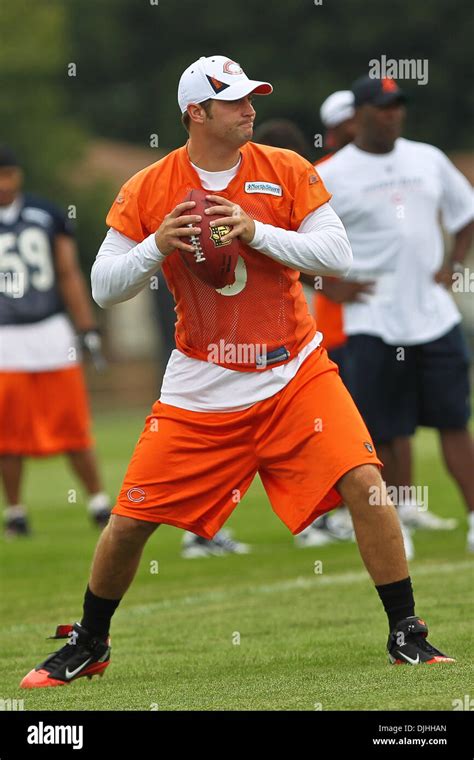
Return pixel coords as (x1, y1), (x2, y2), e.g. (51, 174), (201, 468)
(0, 145), (111, 537)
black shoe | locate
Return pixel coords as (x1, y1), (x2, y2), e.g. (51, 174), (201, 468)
(20, 622), (111, 688)
(4, 514), (31, 538)
(387, 616), (455, 665)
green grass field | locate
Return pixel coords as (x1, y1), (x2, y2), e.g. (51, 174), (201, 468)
(1, 409), (472, 711)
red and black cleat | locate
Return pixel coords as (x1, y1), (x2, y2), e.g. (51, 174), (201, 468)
(20, 622), (110, 688)
(388, 616), (455, 665)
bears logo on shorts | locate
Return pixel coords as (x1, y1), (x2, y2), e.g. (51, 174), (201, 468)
(127, 487), (146, 503)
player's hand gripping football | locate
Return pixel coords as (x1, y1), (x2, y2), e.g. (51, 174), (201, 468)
(204, 195), (256, 245)
(154, 201), (202, 256)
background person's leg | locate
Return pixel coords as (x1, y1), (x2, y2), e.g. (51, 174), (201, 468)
(440, 428), (474, 551)
(1, 454), (23, 505)
(67, 448), (103, 495)
(377, 436), (413, 491)
(417, 325), (473, 541)
(1, 454), (29, 536)
(439, 428), (474, 511)
(67, 448), (111, 526)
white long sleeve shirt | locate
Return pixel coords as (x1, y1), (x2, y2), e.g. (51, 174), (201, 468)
(92, 159), (352, 411)
(317, 138), (474, 345)
(91, 204), (351, 308)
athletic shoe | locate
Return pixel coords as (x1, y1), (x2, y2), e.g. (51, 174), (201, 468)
(91, 508), (111, 529)
(388, 616), (455, 665)
(325, 506), (355, 541)
(212, 528), (250, 554)
(295, 521), (335, 548)
(295, 509), (355, 548)
(4, 514), (31, 539)
(20, 623), (110, 688)
(181, 528), (250, 558)
(400, 522), (415, 561)
(398, 502), (457, 531)
(88, 492), (111, 529)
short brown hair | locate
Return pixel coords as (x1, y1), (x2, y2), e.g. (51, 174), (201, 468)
(181, 99), (213, 133)
(253, 119), (313, 161)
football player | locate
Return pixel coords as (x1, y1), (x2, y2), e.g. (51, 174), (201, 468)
(0, 146), (111, 536)
(20, 57), (454, 688)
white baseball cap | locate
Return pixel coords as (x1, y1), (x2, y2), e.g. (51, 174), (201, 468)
(178, 55), (273, 114)
(320, 90), (355, 128)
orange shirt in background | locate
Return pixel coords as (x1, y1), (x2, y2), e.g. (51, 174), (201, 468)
(313, 153), (346, 352)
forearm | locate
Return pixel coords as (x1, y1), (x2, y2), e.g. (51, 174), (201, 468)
(91, 229), (166, 308)
(249, 204), (352, 276)
(57, 271), (98, 330)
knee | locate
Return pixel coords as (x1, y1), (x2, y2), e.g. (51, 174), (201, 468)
(107, 514), (159, 544)
(338, 464), (384, 503)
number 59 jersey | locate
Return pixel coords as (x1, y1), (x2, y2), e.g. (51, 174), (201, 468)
(0, 194), (73, 325)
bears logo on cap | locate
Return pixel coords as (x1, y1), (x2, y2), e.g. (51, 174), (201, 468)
(223, 60), (243, 75)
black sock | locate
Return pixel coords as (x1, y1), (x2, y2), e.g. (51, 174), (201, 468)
(375, 577), (415, 631)
(81, 585), (122, 640)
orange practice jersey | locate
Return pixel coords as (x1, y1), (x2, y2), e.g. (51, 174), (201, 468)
(106, 142), (331, 371)
(313, 153), (346, 351)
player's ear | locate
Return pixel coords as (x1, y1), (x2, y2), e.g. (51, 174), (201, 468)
(187, 103), (207, 126)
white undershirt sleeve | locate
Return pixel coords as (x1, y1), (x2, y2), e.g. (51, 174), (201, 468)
(249, 202), (353, 276)
(91, 202), (352, 308)
(91, 229), (166, 308)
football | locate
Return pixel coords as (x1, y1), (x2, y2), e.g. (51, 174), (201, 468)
(180, 188), (239, 289)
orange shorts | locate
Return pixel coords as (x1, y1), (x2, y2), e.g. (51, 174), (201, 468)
(112, 346), (381, 537)
(0, 366), (93, 456)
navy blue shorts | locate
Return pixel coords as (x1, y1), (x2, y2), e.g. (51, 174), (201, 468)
(344, 325), (472, 444)
(328, 344), (350, 387)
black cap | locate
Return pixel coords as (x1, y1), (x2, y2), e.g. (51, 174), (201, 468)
(0, 145), (20, 168)
(352, 75), (406, 107)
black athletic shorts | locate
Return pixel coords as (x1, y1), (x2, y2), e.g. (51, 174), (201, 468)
(328, 344), (349, 387)
(344, 324), (472, 444)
